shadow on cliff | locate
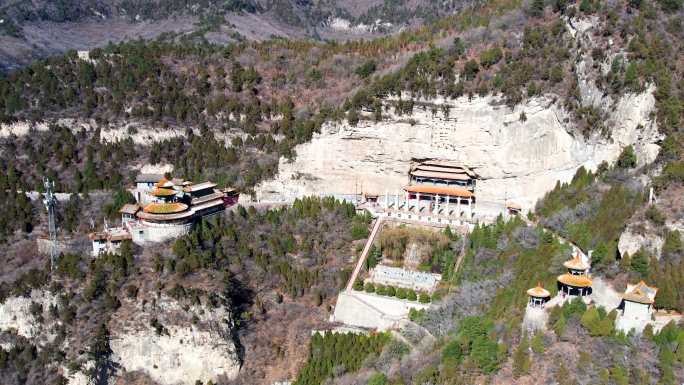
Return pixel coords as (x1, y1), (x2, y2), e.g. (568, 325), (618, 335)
(223, 272), (254, 366)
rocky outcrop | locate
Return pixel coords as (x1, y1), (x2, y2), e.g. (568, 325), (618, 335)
(618, 221), (664, 259)
(0, 118), (186, 145)
(109, 295), (240, 385)
(0, 290), (58, 344)
(256, 91), (660, 210)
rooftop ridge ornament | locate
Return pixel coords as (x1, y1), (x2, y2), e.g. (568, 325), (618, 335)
(42, 177), (58, 271)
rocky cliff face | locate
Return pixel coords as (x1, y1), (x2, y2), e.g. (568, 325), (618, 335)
(0, 290), (240, 385)
(256, 16), (662, 210)
(109, 294), (241, 385)
(256, 90), (660, 210)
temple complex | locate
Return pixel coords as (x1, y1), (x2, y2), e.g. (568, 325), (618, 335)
(616, 281), (658, 334)
(527, 283), (551, 308)
(557, 254), (593, 297)
(90, 174), (237, 253)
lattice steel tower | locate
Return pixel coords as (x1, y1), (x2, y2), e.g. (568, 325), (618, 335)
(42, 178), (58, 271)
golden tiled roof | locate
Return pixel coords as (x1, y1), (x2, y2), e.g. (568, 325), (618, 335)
(150, 188), (177, 197)
(557, 273), (592, 288)
(155, 177), (174, 188)
(527, 283), (550, 298)
(563, 253), (590, 271)
(142, 202), (188, 214)
(623, 281), (658, 304)
(403, 185), (474, 198)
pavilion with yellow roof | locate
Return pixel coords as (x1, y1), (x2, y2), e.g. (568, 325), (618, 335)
(557, 253), (592, 297)
(527, 283), (551, 308)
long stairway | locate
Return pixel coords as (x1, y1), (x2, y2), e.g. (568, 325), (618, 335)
(345, 218), (384, 291)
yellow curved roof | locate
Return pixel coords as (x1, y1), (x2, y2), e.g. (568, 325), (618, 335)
(563, 253), (590, 271)
(142, 202), (188, 214)
(150, 188), (177, 197)
(403, 185), (474, 198)
(527, 283), (550, 298)
(557, 273), (592, 288)
(623, 281), (658, 304)
(155, 177), (174, 188)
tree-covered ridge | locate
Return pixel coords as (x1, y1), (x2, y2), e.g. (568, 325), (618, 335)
(171, 197), (365, 298)
(353, 214), (684, 384)
(294, 331), (390, 385)
(0, 0), (258, 31)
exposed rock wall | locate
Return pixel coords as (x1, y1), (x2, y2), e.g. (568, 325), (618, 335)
(110, 295), (240, 385)
(0, 290), (58, 344)
(256, 91), (660, 210)
(618, 222), (664, 259)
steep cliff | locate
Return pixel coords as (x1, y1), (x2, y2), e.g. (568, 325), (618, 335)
(256, 90), (660, 210)
(109, 295), (240, 385)
(0, 290), (240, 385)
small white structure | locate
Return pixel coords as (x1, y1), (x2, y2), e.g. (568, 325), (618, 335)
(368, 265), (441, 293)
(616, 281), (658, 334)
(89, 227), (131, 257)
(133, 173), (165, 204)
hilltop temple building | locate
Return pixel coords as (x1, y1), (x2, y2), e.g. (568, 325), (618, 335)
(90, 175), (238, 253)
(557, 254), (593, 297)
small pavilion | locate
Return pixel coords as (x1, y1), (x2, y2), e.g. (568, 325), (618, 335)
(527, 283), (551, 308)
(621, 281), (658, 320)
(557, 253), (592, 296)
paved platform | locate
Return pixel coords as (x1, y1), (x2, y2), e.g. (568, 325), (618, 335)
(330, 290), (430, 331)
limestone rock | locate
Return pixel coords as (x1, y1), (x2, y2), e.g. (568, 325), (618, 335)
(110, 295), (240, 385)
(0, 290), (58, 344)
(256, 91), (660, 211)
(618, 222), (664, 259)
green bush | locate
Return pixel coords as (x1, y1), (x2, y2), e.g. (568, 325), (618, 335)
(419, 292), (430, 303)
(646, 205), (666, 226)
(355, 60), (377, 79)
(386, 286), (396, 297)
(616, 145), (637, 168)
(367, 372), (387, 385)
(364, 282), (375, 293)
(407, 289), (417, 301)
(353, 279), (364, 291)
(479, 47), (503, 68)
(351, 222), (369, 240)
(442, 339), (464, 364)
(396, 288), (407, 299)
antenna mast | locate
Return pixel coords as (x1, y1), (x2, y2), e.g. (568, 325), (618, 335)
(42, 178), (58, 271)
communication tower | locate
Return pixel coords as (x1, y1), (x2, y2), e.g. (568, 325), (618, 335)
(42, 178), (58, 271)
